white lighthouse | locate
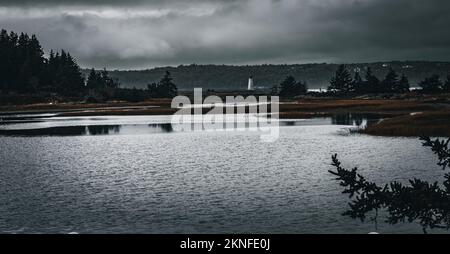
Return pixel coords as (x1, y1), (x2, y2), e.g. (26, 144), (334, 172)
(247, 76), (254, 91)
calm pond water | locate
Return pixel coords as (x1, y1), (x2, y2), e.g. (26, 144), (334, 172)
(0, 113), (445, 234)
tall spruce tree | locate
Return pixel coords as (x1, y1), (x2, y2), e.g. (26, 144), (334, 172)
(47, 50), (85, 96)
(382, 67), (399, 93)
(86, 68), (102, 90)
(0, 30), (45, 93)
(329, 65), (353, 93)
(352, 71), (364, 94)
(395, 74), (410, 93)
(148, 71), (178, 98)
(364, 67), (380, 93)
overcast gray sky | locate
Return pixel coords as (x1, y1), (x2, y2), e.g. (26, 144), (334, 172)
(1, 0), (449, 69)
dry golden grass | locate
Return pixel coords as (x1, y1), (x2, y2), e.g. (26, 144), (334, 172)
(0, 99), (173, 112)
(280, 99), (437, 114)
(362, 111), (450, 137)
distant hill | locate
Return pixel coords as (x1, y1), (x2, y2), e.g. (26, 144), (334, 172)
(82, 61), (450, 91)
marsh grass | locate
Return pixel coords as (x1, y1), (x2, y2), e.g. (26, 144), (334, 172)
(361, 111), (450, 137)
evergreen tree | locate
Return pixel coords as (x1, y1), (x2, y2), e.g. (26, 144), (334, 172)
(278, 76), (307, 98)
(352, 71), (364, 94)
(48, 50), (85, 96)
(328, 65), (353, 93)
(147, 71), (178, 98)
(100, 68), (120, 89)
(27, 35), (46, 91)
(0, 31), (45, 93)
(0, 29), (85, 96)
(87, 68), (120, 90)
(419, 74), (443, 93)
(158, 71), (178, 98)
(86, 68), (102, 90)
(395, 74), (410, 93)
(381, 67), (399, 93)
(364, 67), (380, 93)
(278, 76), (296, 97)
(330, 137), (450, 233)
(297, 80), (308, 95)
(41, 50), (57, 92)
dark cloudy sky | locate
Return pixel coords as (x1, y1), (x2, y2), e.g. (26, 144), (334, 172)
(1, 0), (449, 69)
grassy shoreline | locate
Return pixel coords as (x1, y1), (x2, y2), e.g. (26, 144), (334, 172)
(1, 97), (449, 137)
(360, 111), (450, 137)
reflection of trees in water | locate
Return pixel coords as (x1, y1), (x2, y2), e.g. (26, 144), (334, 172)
(332, 114), (361, 126)
(0, 126), (87, 136)
(284, 121), (296, 126)
(86, 125), (121, 135)
(0, 124), (175, 137)
(148, 124), (173, 133)
(331, 113), (381, 126)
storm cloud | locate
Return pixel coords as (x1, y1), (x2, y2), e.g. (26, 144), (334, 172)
(1, 0), (449, 69)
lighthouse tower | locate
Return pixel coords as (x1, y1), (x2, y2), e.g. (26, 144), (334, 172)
(248, 76), (254, 91)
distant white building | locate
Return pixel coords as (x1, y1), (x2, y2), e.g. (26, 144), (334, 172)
(248, 76), (254, 90)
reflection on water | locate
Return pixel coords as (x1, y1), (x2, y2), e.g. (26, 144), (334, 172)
(0, 112), (444, 234)
(156, 123), (173, 133)
(0, 119), (442, 234)
(331, 113), (382, 127)
(0, 113), (383, 137)
(0, 121), (342, 137)
(87, 125), (121, 135)
(0, 124), (177, 136)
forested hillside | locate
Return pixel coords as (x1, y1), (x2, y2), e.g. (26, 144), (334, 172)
(83, 62), (450, 91)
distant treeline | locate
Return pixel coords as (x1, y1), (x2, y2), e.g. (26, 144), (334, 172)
(271, 64), (450, 98)
(86, 62), (450, 90)
(1, 28), (449, 105)
(84, 69), (177, 102)
(326, 65), (450, 95)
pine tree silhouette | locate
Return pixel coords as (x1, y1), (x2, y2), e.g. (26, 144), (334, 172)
(330, 136), (450, 233)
